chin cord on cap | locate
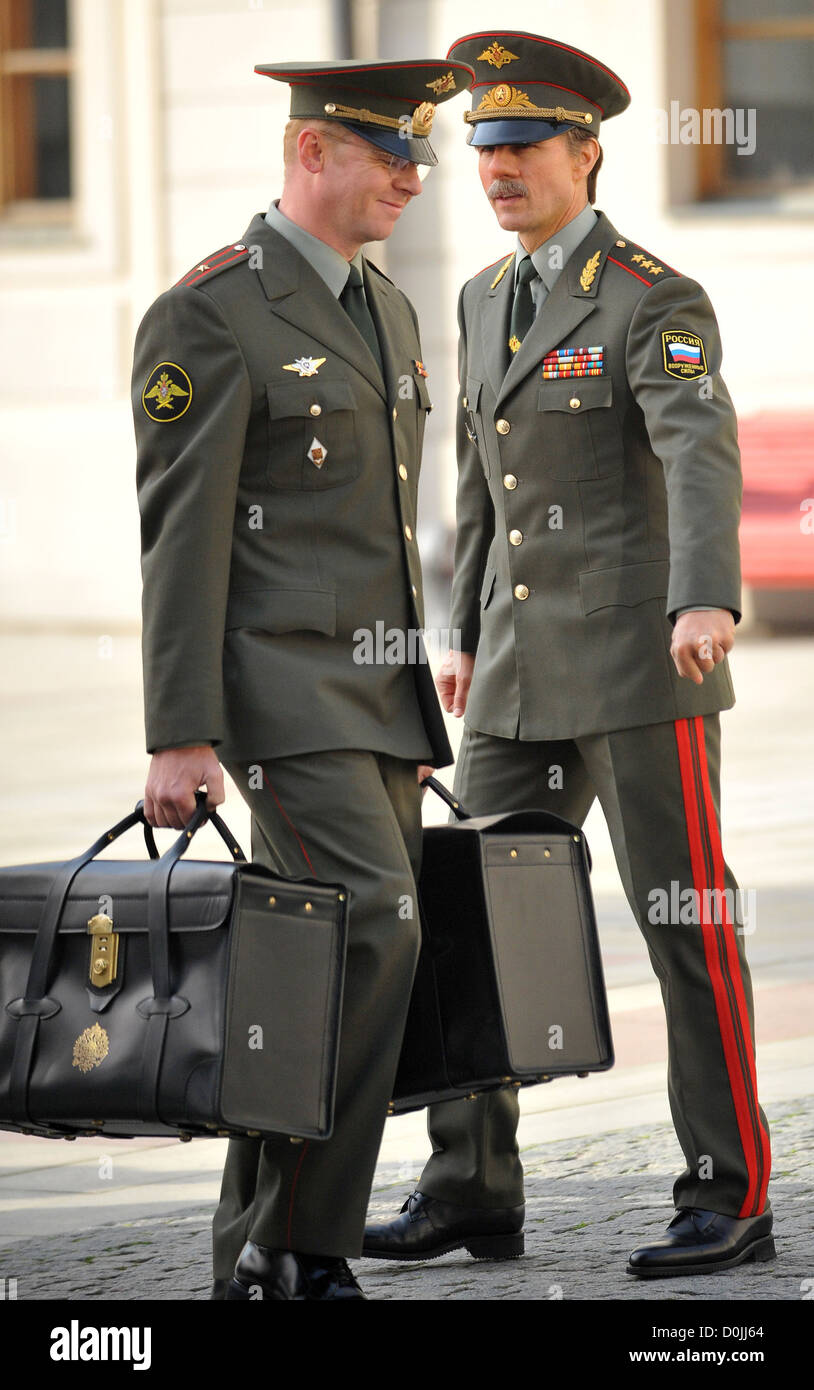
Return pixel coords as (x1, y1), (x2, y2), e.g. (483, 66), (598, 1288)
(465, 90), (593, 125)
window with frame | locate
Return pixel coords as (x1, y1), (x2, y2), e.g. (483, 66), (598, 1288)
(695, 0), (814, 198)
(0, 0), (73, 223)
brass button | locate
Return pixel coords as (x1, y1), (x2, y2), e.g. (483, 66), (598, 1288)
(462, 395), (468, 408)
(514, 583), (529, 601)
(392, 406), (398, 422)
(309, 403), (321, 417)
(411, 584), (417, 598)
(496, 418), (511, 435)
(503, 473), (518, 490)
(509, 529), (523, 546)
(569, 397), (581, 409)
(404, 525), (413, 541)
(616, 239), (626, 247)
(398, 464), (408, 481)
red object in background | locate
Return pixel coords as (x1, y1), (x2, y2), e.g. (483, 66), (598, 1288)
(739, 415), (814, 588)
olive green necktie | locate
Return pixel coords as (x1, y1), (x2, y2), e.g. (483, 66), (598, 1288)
(340, 264), (383, 372)
(508, 256), (539, 358)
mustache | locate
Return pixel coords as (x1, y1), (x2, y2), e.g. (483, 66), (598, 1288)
(487, 179), (528, 200)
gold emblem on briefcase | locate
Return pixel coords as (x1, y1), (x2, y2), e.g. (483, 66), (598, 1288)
(72, 1022), (110, 1074)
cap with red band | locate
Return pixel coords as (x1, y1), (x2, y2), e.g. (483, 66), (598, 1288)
(446, 30), (629, 146)
(255, 59), (475, 166)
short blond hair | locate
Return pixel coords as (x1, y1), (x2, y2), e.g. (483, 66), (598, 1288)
(283, 117), (345, 174)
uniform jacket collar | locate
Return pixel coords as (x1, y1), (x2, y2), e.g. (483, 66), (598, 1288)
(242, 212), (406, 406)
(479, 210), (621, 408)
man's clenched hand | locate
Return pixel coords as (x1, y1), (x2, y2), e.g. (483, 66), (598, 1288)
(143, 746), (225, 829)
(670, 609), (735, 685)
(436, 649), (476, 718)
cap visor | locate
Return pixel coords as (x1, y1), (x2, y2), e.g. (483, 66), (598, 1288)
(338, 122), (437, 166)
(467, 118), (575, 146)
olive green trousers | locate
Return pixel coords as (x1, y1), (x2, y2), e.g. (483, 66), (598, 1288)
(212, 749), (422, 1276)
(419, 716), (771, 1220)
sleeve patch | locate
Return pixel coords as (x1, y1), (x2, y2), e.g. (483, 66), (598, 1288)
(662, 331), (707, 380)
(142, 362), (193, 421)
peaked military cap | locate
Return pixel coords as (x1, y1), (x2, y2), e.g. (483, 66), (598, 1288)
(446, 30), (629, 146)
(254, 59), (475, 166)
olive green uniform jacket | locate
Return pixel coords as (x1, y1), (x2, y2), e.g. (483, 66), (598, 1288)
(132, 212), (452, 770)
(452, 210), (742, 740)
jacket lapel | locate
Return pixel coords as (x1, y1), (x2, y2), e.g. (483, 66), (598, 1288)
(363, 260), (409, 409)
(479, 253), (515, 399)
(495, 212), (621, 410)
(243, 213), (387, 402)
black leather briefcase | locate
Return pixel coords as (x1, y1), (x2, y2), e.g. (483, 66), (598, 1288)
(391, 779), (613, 1113)
(0, 794), (348, 1142)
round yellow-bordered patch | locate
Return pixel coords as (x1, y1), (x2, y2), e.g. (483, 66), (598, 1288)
(142, 361), (193, 422)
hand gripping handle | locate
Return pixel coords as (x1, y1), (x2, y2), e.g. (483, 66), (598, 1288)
(21, 792), (245, 1003)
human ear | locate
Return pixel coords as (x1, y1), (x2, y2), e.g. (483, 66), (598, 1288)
(297, 128), (326, 174)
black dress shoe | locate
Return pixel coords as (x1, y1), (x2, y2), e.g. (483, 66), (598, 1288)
(363, 1190), (524, 1261)
(627, 1207), (775, 1278)
(225, 1241), (367, 1300)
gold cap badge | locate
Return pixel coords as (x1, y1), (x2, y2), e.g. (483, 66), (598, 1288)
(477, 41), (520, 69)
(426, 71), (456, 95)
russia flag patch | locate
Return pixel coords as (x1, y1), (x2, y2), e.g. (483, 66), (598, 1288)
(662, 330), (707, 379)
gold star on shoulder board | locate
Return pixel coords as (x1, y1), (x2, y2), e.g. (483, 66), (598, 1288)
(283, 356), (327, 378)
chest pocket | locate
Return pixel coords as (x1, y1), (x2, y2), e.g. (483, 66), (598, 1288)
(266, 377), (359, 490)
(536, 375), (623, 481)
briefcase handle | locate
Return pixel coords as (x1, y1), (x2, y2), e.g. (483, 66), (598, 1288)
(139, 792), (247, 863)
(420, 775), (470, 820)
(16, 794), (245, 1009)
(420, 775), (592, 870)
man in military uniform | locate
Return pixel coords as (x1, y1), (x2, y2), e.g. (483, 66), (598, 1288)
(364, 31), (773, 1278)
(132, 57), (474, 1299)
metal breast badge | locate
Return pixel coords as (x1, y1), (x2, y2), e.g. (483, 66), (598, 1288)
(308, 437), (327, 468)
(283, 356), (326, 377)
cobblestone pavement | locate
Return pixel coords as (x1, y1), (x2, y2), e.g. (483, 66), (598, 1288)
(3, 1096), (808, 1302)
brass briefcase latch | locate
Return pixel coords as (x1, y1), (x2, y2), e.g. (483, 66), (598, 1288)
(87, 913), (119, 988)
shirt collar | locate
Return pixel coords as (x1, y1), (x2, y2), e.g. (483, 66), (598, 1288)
(265, 199), (365, 298)
(514, 203), (598, 293)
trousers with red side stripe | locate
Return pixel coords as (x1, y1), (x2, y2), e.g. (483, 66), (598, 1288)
(418, 715), (771, 1218)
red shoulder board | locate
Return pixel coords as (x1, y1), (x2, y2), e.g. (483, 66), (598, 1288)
(605, 238), (680, 286)
(174, 241), (251, 288)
